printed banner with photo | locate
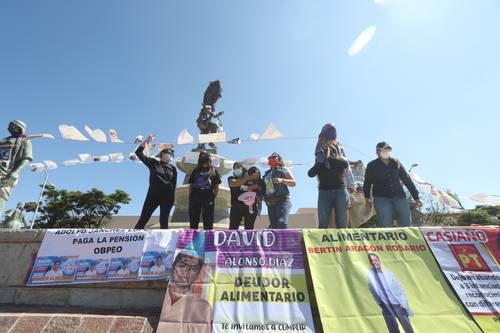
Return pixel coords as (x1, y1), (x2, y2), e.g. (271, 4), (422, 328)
(157, 229), (315, 333)
(422, 227), (500, 332)
(303, 228), (482, 333)
(27, 229), (178, 286)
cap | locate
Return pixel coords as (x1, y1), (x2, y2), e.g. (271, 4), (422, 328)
(376, 141), (392, 151)
(156, 148), (175, 158)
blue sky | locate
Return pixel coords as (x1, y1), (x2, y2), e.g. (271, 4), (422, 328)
(1, 0), (499, 217)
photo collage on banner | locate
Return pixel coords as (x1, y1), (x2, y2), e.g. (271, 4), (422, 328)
(303, 228), (482, 333)
(422, 227), (500, 332)
(28, 229), (178, 286)
(157, 229), (315, 333)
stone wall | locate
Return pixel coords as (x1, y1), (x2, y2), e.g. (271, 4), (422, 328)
(0, 230), (166, 310)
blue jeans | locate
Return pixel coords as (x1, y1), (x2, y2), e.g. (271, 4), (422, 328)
(318, 188), (349, 228)
(373, 196), (412, 227)
(267, 200), (292, 229)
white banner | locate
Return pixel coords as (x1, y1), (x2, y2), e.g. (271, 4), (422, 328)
(27, 229), (179, 286)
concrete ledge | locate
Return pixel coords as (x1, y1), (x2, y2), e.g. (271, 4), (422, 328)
(0, 229), (45, 243)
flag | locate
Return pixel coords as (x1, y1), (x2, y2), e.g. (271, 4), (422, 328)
(30, 163), (45, 172)
(43, 160), (58, 170)
(62, 159), (80, 167)
(109, 153), (124, 163)
(348, 26), (376, 56)
(93, 155), (110, 162)
(84, 126), (107, 143)
(59, 124), (89, 141)
(177, 129), (194, 145)
(260, 123), (283, 140)
(248, 133), (260, 141)
(109, 129), (124, 143)
(78, 154), (93, 164)
(198, 132), (226, 144)
(27, 133), (55, 140)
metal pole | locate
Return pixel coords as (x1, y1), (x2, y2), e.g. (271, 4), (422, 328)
(30, 168), (48, 229)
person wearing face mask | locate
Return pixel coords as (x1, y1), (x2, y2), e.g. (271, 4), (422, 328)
(188, 151), (222, 230)
(0, 120), (33, 215)
(134, 134), (177, 229)
(228, 163), (263, 230)
(263, 153), (296, 229)
(363, 142), (422, 228)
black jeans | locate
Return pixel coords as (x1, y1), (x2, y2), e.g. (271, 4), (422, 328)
(380, 303), (414, 333)
(189, 190), (215, 230)
(135, 188), (174, 229)
(229, 203), (257, 230)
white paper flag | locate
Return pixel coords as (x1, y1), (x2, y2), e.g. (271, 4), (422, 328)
(84, 126), (107, 143)
(27, 133), (55, 140)
(109, 153), (124, 163)
(93, 155), (110, 162)
(62, 159), (80, 167)
(30, 163), (45, 172)
(109, 129), (124, 143)
(59, 124), (89, 141)
(177, 129), (194, 145)
(43, 160), (58, 170)
(348, 26), (376, 56)
(78, 154), (93, 164)
(240, 157), (258, 168)
(198, 132), (226, 144)
(249, 133), (260, 141)
(260, 123), (283, 140)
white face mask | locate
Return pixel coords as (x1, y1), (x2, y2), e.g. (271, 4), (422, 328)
(380, 151), (391, 160)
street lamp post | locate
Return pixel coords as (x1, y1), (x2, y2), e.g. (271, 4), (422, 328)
(409, 163), (419, 173)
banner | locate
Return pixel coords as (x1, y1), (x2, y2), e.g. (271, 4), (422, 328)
(28, 229), (178, 286)
(157, 229), (315, 333)
(303, 228), (482, 333)
(422, 227), (500, 332)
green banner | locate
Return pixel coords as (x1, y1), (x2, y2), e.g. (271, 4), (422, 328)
(303, 228), (482, 333)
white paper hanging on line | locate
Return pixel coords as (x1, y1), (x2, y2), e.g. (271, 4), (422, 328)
(59, 124), (89, 141)
(109, 153), (124, 163)
(84, 126), (107, 143)
(198, 132), (226, 144)
(177, 129), (194, 145)
(260, 123), (283, 140)
(248, 133), (260, 141)
(109, 129), (124, 143)
(240, 157), (258, 168)
(27, 133), (55, 140)
(93, 155), (110, 162)
(62, 159), (80, 167)
(30, 163), (45, 172)
(43, 160), (58, 170)
(78, 154), (93, 164)
(348, 26), (376, 56)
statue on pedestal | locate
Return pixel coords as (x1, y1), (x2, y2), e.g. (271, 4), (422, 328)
(196, 80), (223, 152)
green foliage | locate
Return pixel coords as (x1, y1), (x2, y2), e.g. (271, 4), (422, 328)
(25, 184), (131, 229)
(456, 205), (499, 226)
